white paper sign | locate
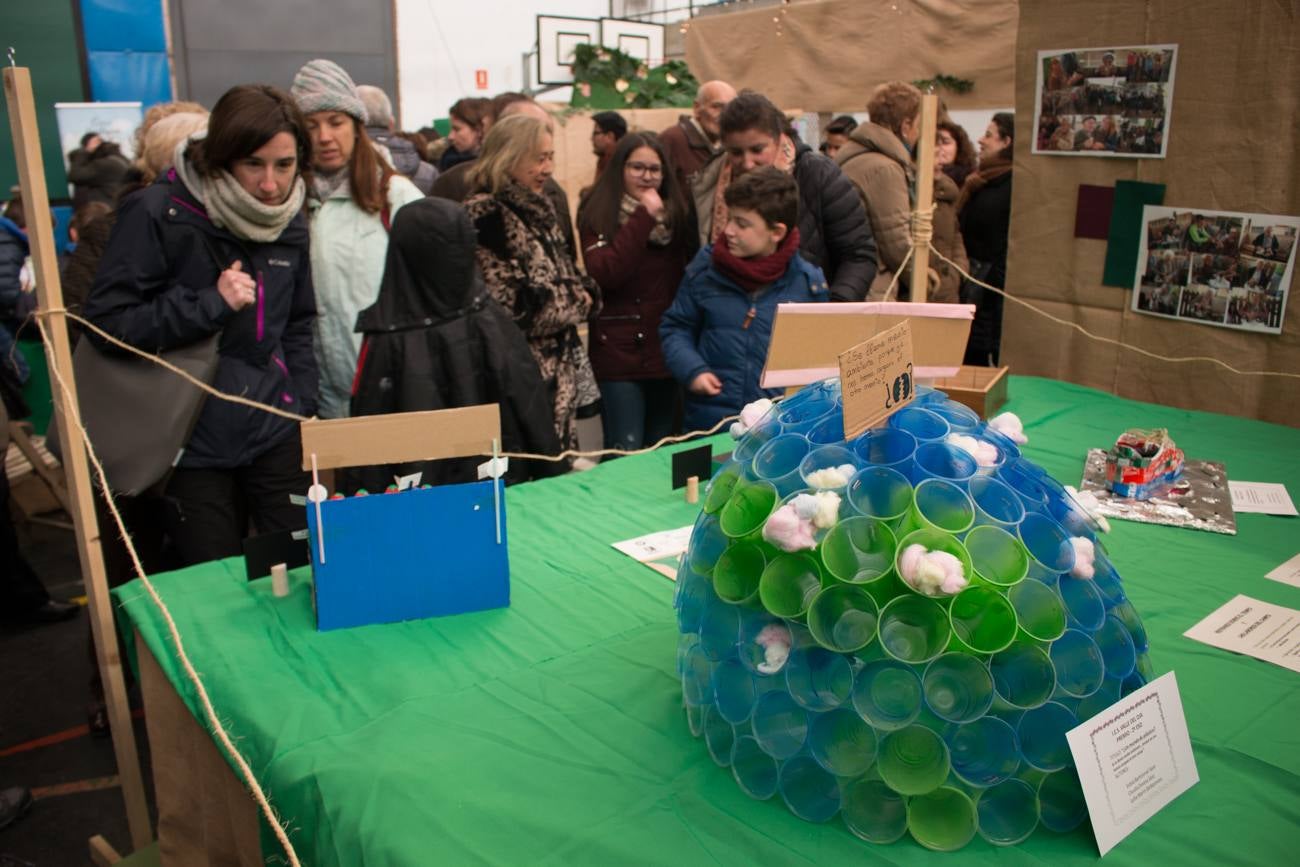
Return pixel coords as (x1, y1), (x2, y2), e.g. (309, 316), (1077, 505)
(1227, 481), (1298, 516)
(1183, 594), (1300, 673)
(1067, 672), (1198, 856)
(612, 526), (693, 563)
(1265, 552), (1300, 589)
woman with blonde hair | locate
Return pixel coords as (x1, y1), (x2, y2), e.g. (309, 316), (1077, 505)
(464, 114), (599, 455)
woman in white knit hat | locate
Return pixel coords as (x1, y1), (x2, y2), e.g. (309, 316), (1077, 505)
(291, 58), (424, 418)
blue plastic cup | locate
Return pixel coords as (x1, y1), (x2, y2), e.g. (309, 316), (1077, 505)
(808, 583), (879, 653)
(676, 632), (700, 677)
(901, 479), (976, 537)
(1093, 614), (1138, 680)
(1074, 679), (1120, 723)
(806, 413), (848, 445)
(879, 594), (953, 663)
(1000, 460), (1051, 515)
(853, 427), (918, 476)
(1017, 701), (1078, 771)
(1120, 668), (1148, 697)
(809, 707), (878, 778)
(674, 566), (713, 634)
(911, 441), (979, 486)
(799, 444), (860, 490)
(852, 658), (923, 730)
(778, 754), (842, 822)
(1008, 579), (1068, 644)
(889, 405), (951, 443)
(979, 424), (1023, 463)
(1135, 650), (1154, 680)
(964, 525), (1029, 589)
(845, 466), (913, 531)
(977, 778), (1040, 846)
(878, 724), (951, 795)
(687, 514), (730, 577)
(952, 433), (1008, 476)
(947, 715), (1021, 787)
(698, 598), (742, 661)
(1057, 574), (1106, 631)
(784, 646), (854, 712)
(1111, 599), (1150, 654)
(929, 399), (982, 433)
(685, 701), (705, 737)
(1018, 513), (1077, 582)
(907, 786), (979, 851)
(703, 705), (736, 767)
(713, 658), (759, 724)
(752, 434), (813, 498)
(1091, 556), (1127, 608)
(841, 777), (909, 843)
(968, 475), (1027, 530)
(1038, 767), (1088, 832)
(990, 643), (1057, 711)
(922, 653), (995, 723)
(681, 643), (714, 707)
(737, 614), (794, 676)
(1050, 629), (1106, 699)
(751, 690), (809, 759)
(730, 733), (779, 799)
(778, 392), (838, 435)
(733, 415), (783, 468)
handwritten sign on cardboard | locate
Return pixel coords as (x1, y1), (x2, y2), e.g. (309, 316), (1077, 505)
(839, 320), (915, 440)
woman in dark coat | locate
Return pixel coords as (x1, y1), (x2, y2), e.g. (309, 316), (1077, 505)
(577, 132), (697, 451)
(83, 84), (319, 567)
(349, 196), (563, 486)
(958, 112), (1014, 367)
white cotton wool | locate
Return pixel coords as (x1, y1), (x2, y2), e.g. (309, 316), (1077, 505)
(946, 434), (1000, 467)
(805, 463), (857, 490)
(1069, 536), (1097, 579)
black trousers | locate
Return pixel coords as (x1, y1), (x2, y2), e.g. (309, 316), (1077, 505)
(163, 434), (309, 569)
(0, 471), (50, 618)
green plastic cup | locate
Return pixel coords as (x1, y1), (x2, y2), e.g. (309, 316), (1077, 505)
(703, 465), (742, 514)
(1008, 578), (1067, 643)
(908, 786), (979, 851)
(809, 707), (878, 778)
(894, 528), (973, 599)
(841, 776), (909, 844)
(990, 642), (1057, 710)
(846, 465), (913, 530)
(977, 778), (1040, 845)
(948, 585), (1019, 655)
(852, 658), (923, 730)
(720, 480), (779, 539)
(878, 724), (951, 795)
(922, 652), (995, 723)
(807, 583), (879, 652)
(879, 594), (953, 663)
(899, 478), (976, 537)
(964, 525), (1029, 588)
(713, 541), (767, 605)
(687, 514), (729, 577)
(758, 553), (823, 618)
(819, 516), (898, 585)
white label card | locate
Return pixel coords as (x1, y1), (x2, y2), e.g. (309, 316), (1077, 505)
(1265, 552), (1300, 589)
(1227, 481), (1297, 516)
(612, 526), (693, 563)
(1067, 671), (1198, 857)
(1183, 594), (1300, 673)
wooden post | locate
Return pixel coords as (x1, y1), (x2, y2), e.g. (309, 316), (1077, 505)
(4, 66), (154, 850)
(909, 93), (940, 304)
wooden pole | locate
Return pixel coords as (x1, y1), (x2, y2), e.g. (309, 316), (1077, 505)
(4, 66), (154, 850)
(909, 93), (940, 304)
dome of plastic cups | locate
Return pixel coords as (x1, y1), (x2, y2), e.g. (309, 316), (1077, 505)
(675, 382), (1154, 851)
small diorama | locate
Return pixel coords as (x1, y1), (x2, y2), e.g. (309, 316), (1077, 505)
(299, 405), (510, 631)
(1104, 428), (1185, 500)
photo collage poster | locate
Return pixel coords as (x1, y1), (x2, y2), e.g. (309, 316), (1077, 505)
(1034, 44), (1177, 158)
(1133, 206), (1298, 335)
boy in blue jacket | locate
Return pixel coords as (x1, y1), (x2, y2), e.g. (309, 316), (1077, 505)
(660, 166), (828, 430)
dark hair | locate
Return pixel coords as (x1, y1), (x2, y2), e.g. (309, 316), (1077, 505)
(189, 84), (312, 178)
(592, 111), (628, 138)
(80, 131), (101, 148)
(577, 132), (692, 249)
(936, 116), (977, 185)
(417, 125), (441, 142)
(719, 90), (785, 141)
(2, 194), (23, 228)
(346, 120), (395, 215)
(867, 81), (923, 137)
(488, 92), (529, 124)
(992, 111), (1015, 148)
(70, 200), (112, 236)
(449, 97), (490, 131)
(724, 166), (797, 231)
(826, 115), (858, 136)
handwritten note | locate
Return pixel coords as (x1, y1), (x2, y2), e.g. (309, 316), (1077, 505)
(838, 320), (915, 440)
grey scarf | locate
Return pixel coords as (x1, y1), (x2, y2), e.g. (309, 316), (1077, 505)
(173, 136), (305, 243)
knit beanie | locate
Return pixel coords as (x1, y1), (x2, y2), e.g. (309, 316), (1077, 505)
(291, 59), (368, 124)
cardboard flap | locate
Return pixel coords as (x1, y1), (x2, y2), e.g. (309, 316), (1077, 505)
(760, 302), (975, 387)
(300, 405), (502, 470)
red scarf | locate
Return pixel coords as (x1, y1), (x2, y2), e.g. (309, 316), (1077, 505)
(711, 227), (802, 293)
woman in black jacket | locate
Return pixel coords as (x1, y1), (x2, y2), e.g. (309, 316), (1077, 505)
(958, 112), (1014, 367)
(83, 84), (319, 566)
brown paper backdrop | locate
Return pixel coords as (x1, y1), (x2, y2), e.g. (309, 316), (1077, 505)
(1004, 0), (1300, 426)
(684, 0), (1017, 111)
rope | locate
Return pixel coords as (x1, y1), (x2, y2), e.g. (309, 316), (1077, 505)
(879, 204), (936, 304)
(33, 317), (303, 867)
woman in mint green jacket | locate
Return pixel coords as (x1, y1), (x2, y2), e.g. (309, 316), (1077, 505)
(292, 59), (424, 418)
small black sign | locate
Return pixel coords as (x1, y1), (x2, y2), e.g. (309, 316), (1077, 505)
(242, 529), (310, 581)
(671, 444), (714, 490)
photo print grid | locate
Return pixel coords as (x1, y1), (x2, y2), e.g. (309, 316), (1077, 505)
(1034, 45), (1176, 158)
(1133, 206), (1298, 334)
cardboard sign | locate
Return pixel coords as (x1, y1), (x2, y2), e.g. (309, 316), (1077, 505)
(671, 444), (714, 490)
(760, 301), (973, 388)
(242, 529), (310, 581)
(300, 405), (501, 471)
(1067, 672), (1198, 856)
(838, 320), (915, 440)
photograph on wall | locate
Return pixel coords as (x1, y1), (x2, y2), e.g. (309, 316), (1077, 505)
(1132, 206), (1298, 335)
(1033, 44), (1177, 158)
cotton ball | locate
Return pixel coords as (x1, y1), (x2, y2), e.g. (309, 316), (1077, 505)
(755, 623), (792, 674)
(811, 491), (842, 529)
(731, 398), (775, 439)
(1065, 485), (1112, 534)
(805, 463), (857, 490)
(946, 433), (1000, 467)
(762, 503), (817, 552)
(989, 411), (1029, 445)
(899, 543), (968, 596)
(1069, 536), (1097, 579)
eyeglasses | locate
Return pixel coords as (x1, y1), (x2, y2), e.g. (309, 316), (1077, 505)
(626, 162), (663, 177)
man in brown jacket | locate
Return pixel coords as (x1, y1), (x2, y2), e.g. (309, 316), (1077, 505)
(659, 80), (736, 190)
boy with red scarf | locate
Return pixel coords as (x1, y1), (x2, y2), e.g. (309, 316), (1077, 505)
(660, 167), (827, 431)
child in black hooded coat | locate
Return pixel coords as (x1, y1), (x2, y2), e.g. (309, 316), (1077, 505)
(349, 196), (564, 486)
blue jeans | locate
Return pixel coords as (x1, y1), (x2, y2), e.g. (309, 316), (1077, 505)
(598, 378), (678, 451)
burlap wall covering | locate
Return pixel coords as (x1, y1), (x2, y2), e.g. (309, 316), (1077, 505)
(1006, 0), (1300, 426)
(685, 0), (1017, 111)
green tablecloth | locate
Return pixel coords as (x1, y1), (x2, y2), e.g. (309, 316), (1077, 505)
(115, 376), (1300, 865)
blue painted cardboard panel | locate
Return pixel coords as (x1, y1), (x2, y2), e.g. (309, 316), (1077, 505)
(306, 480), (510, 631)
(79, 0), (168, 52)
(87, 50), (172, 105)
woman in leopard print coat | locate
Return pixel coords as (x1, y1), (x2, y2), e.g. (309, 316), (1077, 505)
(464, 115), (599, 454)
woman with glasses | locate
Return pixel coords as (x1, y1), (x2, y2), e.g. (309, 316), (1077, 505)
(577, 132), (697, 451)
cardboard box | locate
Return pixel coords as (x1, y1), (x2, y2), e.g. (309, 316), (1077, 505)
(930, 366), (1010, 418)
